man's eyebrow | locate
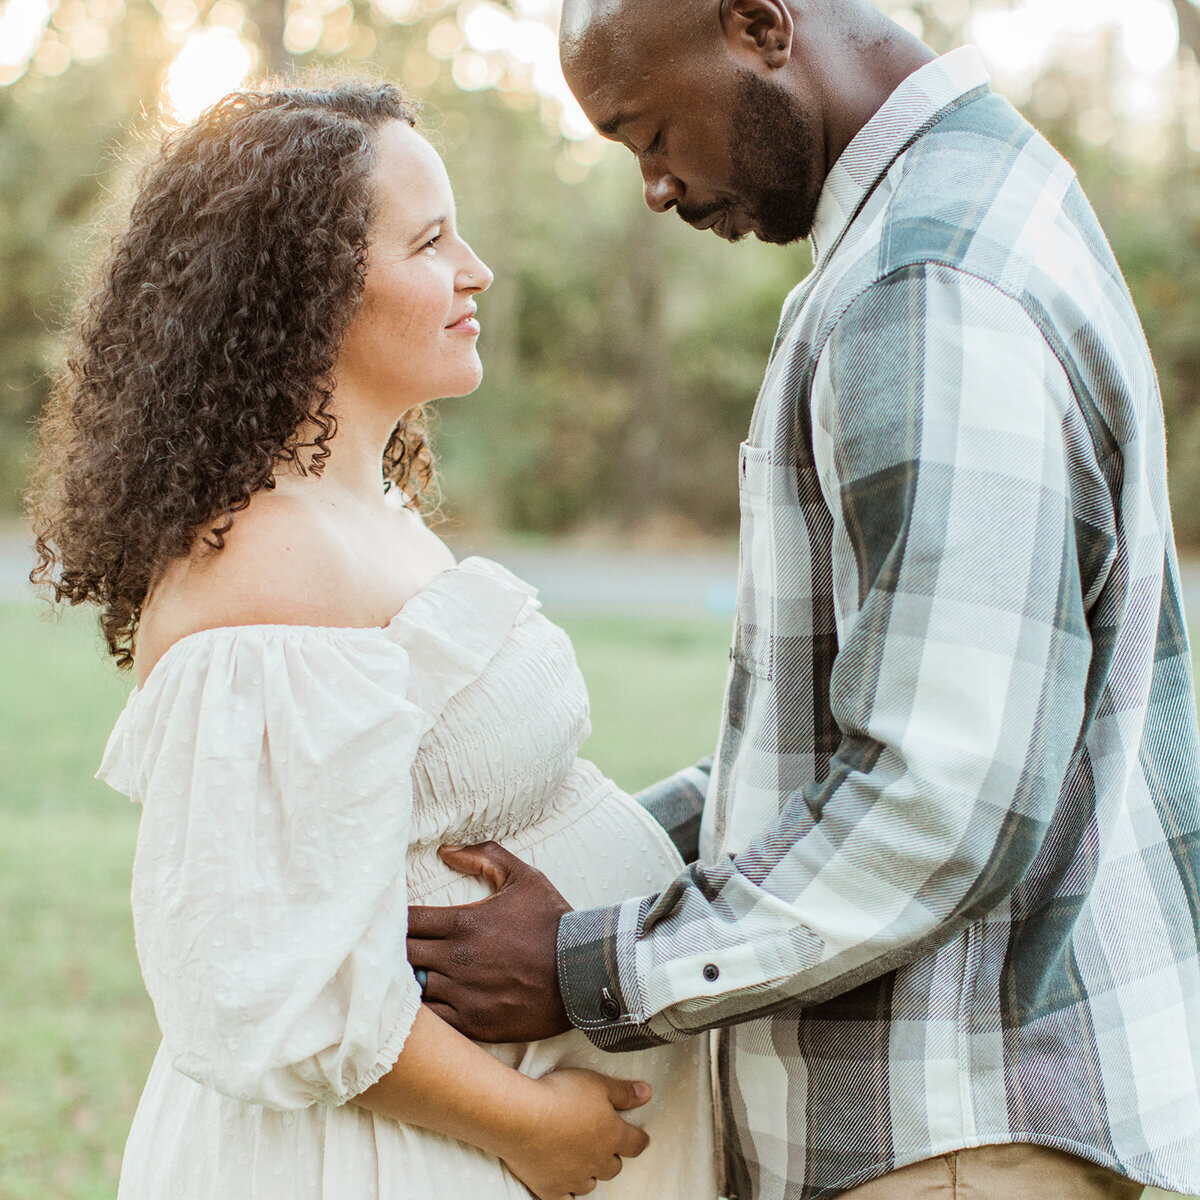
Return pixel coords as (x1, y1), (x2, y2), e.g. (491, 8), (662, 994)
(596, 112), (633, 137)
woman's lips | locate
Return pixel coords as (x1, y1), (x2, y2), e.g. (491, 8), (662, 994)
(445, 307), (479, 333)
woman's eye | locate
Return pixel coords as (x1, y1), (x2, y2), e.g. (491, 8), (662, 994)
(420, 234), (442, 252)
(644, 132), (663, 157)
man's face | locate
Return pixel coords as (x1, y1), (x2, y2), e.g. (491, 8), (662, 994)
(563, 30), (825, 244)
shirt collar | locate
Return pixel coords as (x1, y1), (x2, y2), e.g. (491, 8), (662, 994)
(809, 45), (992, 263)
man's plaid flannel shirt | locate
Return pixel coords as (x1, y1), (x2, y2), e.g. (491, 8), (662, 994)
(556, 47), (1200, 1200)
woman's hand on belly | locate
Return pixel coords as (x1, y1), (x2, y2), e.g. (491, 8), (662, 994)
(356, 1008), (650, 1197)
(501, 1067), (651, 1199)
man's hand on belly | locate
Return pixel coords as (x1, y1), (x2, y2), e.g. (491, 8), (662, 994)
(407, 842), (575, 1043)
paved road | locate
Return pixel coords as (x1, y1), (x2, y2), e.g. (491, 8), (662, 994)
(2, 527), (34, 601)
(4, 524), (1199, 623)
(0, 524), (742, 615)
(449, 537), (741, 616)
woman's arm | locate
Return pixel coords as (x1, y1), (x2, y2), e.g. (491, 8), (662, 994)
(123, 547), (651, 1197)
(355, 1007), (650, 1199)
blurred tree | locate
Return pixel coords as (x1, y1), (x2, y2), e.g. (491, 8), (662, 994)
(249, 0), (289, 73)
(0, 0), (1198, 546)
(1172, 0), (1200, 60)
(0, 5), (168, 512)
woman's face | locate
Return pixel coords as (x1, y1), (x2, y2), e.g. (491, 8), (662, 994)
(334, 120), (492, 420)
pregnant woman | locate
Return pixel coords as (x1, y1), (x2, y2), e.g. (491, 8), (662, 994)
(29, 79), (715, 1199)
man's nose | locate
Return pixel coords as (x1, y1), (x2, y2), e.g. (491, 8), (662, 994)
(640, 162), (684, 213)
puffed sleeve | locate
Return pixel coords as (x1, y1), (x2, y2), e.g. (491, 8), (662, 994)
(99, 627), (428, 1111)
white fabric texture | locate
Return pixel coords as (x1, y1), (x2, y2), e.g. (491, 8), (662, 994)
(99, 556), (716, 1198)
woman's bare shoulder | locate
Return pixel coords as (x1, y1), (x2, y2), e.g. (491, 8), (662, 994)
(135, 492), (393, 684)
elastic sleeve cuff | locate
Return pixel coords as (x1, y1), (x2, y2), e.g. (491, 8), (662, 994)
(557, 903), (681, 1052)
(339, 976), (424, 1105)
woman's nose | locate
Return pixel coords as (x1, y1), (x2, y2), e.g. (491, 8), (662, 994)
(461, 244), (493, 293)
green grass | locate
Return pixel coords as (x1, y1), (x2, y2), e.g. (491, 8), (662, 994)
(0, 600), (1193, 1199)
(565, 613), (732, 791)
(0, 605), (147, 1199)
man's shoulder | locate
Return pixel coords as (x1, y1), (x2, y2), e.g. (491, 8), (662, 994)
(875, 93), (1079, 281)
(868, 91), (1134, 319)
(770, 92), (1139, 408)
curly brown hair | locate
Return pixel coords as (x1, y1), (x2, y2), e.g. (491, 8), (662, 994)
(28, 78), (434, 668)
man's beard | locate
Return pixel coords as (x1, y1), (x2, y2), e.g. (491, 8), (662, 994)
(729, 67), (824, 245)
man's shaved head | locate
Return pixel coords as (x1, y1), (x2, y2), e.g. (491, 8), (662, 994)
(558, 0), (612, 50)
(559, 0), (717, 91)
(560, 0), (703, 55)
(558, 0), (932, 244)
(558, 0), (824, 243)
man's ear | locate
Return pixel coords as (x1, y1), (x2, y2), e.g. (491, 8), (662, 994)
(718, 0), (793, 69)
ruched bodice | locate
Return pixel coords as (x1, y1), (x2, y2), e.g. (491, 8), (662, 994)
(99, 557), (717, 1199)
(401, 566), (592, 879)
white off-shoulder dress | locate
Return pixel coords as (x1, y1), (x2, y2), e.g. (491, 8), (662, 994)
(98, 557), (716, 1199)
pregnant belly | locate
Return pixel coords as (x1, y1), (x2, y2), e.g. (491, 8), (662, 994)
(405, 759), (686, 1089)
(406, 759), (684, 912)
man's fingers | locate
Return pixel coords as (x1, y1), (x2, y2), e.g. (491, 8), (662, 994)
(420, 998), (466, 1032)
(414, 966), (447, 1002)
(606, 1077), (652, 1112)
(438, 840), (525, 892)
(405, 905), (458, 939)
(405, 934), (456, 980)
(413, 971), (471, 1032)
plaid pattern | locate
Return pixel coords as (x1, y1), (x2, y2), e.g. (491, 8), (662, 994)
(634, 756), (711, 865)
(558, 48), (1200, 1199)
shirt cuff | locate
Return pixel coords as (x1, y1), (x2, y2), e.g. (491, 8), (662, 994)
(557, 901), (682, 1051)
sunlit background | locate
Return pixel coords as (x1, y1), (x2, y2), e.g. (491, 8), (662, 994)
(1, 4), (1199, 1197)
(0, 0), (1191, 133)
(0, 0), (595, 133)
(1, 0), (1199, 541)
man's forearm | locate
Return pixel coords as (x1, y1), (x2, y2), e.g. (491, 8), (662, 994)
(633, 756), (713, 864)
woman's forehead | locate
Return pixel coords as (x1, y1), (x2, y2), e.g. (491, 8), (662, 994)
(371, 123), (453, 229)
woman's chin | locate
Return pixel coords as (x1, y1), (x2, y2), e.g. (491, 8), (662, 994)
(393, 367), (484, 413)
(442, 362), (485, 400)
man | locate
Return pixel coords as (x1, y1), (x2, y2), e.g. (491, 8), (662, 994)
(407, 1), (1200, 1196)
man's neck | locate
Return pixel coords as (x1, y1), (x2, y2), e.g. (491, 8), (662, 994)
(793, 9), (937, 178)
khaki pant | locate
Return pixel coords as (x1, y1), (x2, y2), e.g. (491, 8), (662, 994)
(839, 1144), (1144, 1199)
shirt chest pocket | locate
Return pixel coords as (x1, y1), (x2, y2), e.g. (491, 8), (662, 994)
(733, 443), (785, 680)
(733, 442), (830, 683)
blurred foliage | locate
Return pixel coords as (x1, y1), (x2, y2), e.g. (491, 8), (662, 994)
(1, 0), (1199, 544)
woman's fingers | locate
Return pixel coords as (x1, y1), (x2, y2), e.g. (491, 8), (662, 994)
(604, 1076), (651, 1111)
(500, 1067), (650, 1200)
(619, 1121), (651, 1159)
(597, 1155), (623, 1181)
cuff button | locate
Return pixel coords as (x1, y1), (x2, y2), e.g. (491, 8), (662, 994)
(702, 963), (719, 982)
(599, 987), (621, 1020)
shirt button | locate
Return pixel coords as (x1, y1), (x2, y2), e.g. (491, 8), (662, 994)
(703, 963), (720, 982)
(599, 987), (620, 1020)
